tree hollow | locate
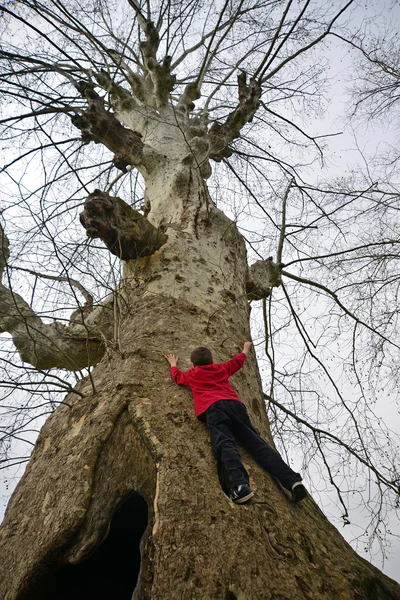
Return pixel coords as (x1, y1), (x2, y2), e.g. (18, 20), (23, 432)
(23, 494), (148, 600)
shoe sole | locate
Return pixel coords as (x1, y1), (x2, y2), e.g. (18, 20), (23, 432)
(232, 491), (254, 504)
(292, 484), (307, 502)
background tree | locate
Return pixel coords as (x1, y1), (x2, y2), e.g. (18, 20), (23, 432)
(1, 0), (400, 598)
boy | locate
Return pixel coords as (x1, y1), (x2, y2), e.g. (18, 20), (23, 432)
(165, 342), (306, 504)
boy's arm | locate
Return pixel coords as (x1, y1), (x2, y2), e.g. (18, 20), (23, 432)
(164, 353), (190, 386)
(222, 342), (252, 376)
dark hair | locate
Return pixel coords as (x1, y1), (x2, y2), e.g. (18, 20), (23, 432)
(191, 347), (213, 366)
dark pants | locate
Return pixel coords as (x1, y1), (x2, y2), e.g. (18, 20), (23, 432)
(205, 400), (301, 491)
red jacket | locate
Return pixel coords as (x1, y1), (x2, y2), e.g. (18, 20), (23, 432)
(170, 353), (246, 418)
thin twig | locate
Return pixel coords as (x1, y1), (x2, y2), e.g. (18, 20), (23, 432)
(276, 179), (293, 265)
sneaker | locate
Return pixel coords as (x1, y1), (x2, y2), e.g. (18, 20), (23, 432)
(292, 482), (307, 502)
(229, 484), (254, 504)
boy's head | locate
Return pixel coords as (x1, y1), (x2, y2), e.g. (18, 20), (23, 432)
(191, 346), (213, 366)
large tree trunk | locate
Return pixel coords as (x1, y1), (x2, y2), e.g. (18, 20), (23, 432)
(1, 163), (400, 600)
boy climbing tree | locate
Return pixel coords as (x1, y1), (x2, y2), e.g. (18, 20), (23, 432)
(165, 343), (307, 504)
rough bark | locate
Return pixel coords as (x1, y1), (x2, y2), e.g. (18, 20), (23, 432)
(1, 162), (400, 600)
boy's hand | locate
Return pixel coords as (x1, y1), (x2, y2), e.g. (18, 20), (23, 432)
(243, 341), (253, 355)
(165, 353), (178, 367)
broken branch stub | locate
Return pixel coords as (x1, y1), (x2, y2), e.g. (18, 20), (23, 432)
(246, 258), (281, 301)
(80, 190), (168, 261)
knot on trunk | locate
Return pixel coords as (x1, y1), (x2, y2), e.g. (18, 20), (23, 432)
(80, 190), (167, 260)
(246, 258), (281, 301)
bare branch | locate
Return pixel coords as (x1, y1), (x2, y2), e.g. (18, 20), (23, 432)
(253, 0), (296, 80)
(0, 223), (111, 371)
(263, 393), (397, 492)
(261, 0), (356, 84)
(281, 268), (400, 350)
(9, 267), (93, 309)
(71, 81), (151, 172)
(276, 179), (293, 264)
